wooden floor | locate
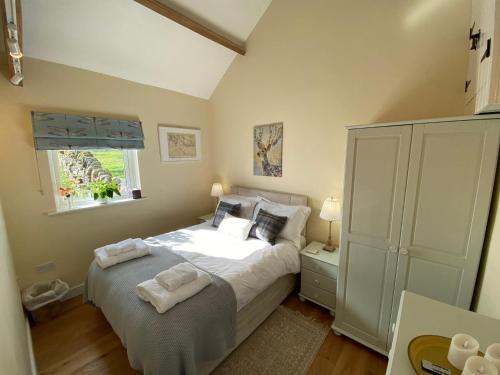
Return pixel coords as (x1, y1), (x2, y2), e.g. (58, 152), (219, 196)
(31, 293), (387, 375)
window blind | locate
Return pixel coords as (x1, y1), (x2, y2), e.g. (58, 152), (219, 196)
(31, 112), (144, 150)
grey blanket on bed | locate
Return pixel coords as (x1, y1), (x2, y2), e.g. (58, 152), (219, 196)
(84, 244), (237, 375)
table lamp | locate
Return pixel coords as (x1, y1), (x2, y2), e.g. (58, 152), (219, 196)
(211, 183), (223, 206)
(320, 197), (341, 252)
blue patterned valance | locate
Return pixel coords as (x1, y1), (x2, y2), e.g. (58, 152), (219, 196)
(31, 112), (144, 150)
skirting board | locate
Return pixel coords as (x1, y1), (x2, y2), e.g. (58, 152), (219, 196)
(62, 283), (84, 301)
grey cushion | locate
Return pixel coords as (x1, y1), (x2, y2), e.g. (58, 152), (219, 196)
(249, 208), (288, 245)
(212, 201), (242, 227)
(220, 194), (259, 220)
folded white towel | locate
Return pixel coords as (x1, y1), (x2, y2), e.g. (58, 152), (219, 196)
(94, 238), (141, 257)
(154, 262), (198, 291)
(95, 239), (150, 269)
(136, 269), (212, 314)
(104, 238), (136, 256)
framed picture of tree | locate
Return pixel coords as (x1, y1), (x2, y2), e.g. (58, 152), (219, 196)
(158, 125), (201, 162)
(253, 122), (283, 177)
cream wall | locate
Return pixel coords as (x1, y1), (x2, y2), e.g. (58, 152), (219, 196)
(0, 200), (33, 375)
(210, 0), (470, 244)
(0, 58), (214, 288)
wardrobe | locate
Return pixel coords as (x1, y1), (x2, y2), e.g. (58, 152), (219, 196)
(333, 116), (500, 355)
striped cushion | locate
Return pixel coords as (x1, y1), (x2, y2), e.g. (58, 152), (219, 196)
(249, 209), (288, 244)
(212, 201), (242, 227)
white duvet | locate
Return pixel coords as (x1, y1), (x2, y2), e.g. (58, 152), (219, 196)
(154, 222), (301, 310)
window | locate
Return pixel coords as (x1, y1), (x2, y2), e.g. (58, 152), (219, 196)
(48, 149), (141, 211)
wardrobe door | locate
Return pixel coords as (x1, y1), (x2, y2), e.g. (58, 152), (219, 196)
(334, 125), (412, 353)
(391, 120), (500, 328)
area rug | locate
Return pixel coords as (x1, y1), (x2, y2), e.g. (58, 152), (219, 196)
(213, 306), (330, 375)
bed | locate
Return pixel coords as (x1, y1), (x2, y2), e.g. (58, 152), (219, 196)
(85, 186), (309, 375)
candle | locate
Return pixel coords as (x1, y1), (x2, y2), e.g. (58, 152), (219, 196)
(447, 334), (480, 370)
(462, 356), (498, 375)
(485, 344), (500, 372)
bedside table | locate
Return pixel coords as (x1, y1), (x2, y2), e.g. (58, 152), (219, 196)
(197, 213), (214, 224)
(299, 241), (339, 315)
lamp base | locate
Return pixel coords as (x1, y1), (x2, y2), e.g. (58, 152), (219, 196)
(323, 220), (337, 252)
(323, 243), (336, 252)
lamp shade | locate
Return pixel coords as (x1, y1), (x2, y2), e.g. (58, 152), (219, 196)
(320, 197), (340, 221)
(211, 183), (223, 197)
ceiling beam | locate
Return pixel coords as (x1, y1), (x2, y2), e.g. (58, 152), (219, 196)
(0, 0), (23, 86)
(134, 0), (245, 55)
(0, 0), (14, 79)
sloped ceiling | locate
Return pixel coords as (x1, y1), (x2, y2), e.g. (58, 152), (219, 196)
(22, 0), (271, 99)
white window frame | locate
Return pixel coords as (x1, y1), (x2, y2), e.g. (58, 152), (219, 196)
(48, 149), (141, 212)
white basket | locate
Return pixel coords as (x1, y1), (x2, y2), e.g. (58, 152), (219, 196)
(21, 279), (69, 311)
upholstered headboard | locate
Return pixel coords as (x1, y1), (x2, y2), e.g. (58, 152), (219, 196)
(230, 186), (308, 207)
(230, 186), (309, 238)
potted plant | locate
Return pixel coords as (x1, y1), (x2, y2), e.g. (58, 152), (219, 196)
(89, 180), (121, 203)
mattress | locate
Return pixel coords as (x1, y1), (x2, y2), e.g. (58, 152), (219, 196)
(154, 221), (301, 310)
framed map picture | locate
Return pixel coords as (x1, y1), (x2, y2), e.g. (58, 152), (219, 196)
(158, 126), (201, 162)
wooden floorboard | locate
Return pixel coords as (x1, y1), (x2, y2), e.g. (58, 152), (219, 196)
(31, 293), (387, 374)
(281, 295), (388, 375)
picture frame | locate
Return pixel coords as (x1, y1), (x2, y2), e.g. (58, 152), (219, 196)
(158, 125), (201, 162)
(253, 122), (283, 177)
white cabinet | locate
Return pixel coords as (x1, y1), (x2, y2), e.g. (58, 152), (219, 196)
(333, 116), (500, 355)
(299, 242), (339, 313)
(465, 0), (500, 114)
(334, 125), (412, 354)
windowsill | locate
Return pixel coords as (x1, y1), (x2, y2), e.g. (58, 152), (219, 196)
(46, 197), (148, 216)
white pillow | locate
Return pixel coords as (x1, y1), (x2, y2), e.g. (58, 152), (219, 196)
(253, 201), (311, 248)
(219, 194), (259, 220)
(217, 213), (254, 241)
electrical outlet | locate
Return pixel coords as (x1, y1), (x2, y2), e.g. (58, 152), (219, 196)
(36, 261), (55, 274)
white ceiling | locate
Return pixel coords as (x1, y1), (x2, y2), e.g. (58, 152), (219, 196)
(22, 0), (271, 99)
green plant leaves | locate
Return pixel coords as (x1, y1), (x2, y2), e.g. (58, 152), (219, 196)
(90, 179), (122, 200)
(106, 189), (113, 198)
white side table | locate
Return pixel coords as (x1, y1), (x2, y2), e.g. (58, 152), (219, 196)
(387, 291), (500, 374)
(299, 241), (339, 315)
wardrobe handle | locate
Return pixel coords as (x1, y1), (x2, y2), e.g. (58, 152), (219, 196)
(400, 248), (409, 255)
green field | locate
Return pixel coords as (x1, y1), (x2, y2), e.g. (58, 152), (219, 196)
(58, 150), (125, 190)
(90, 150), (125, 180)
